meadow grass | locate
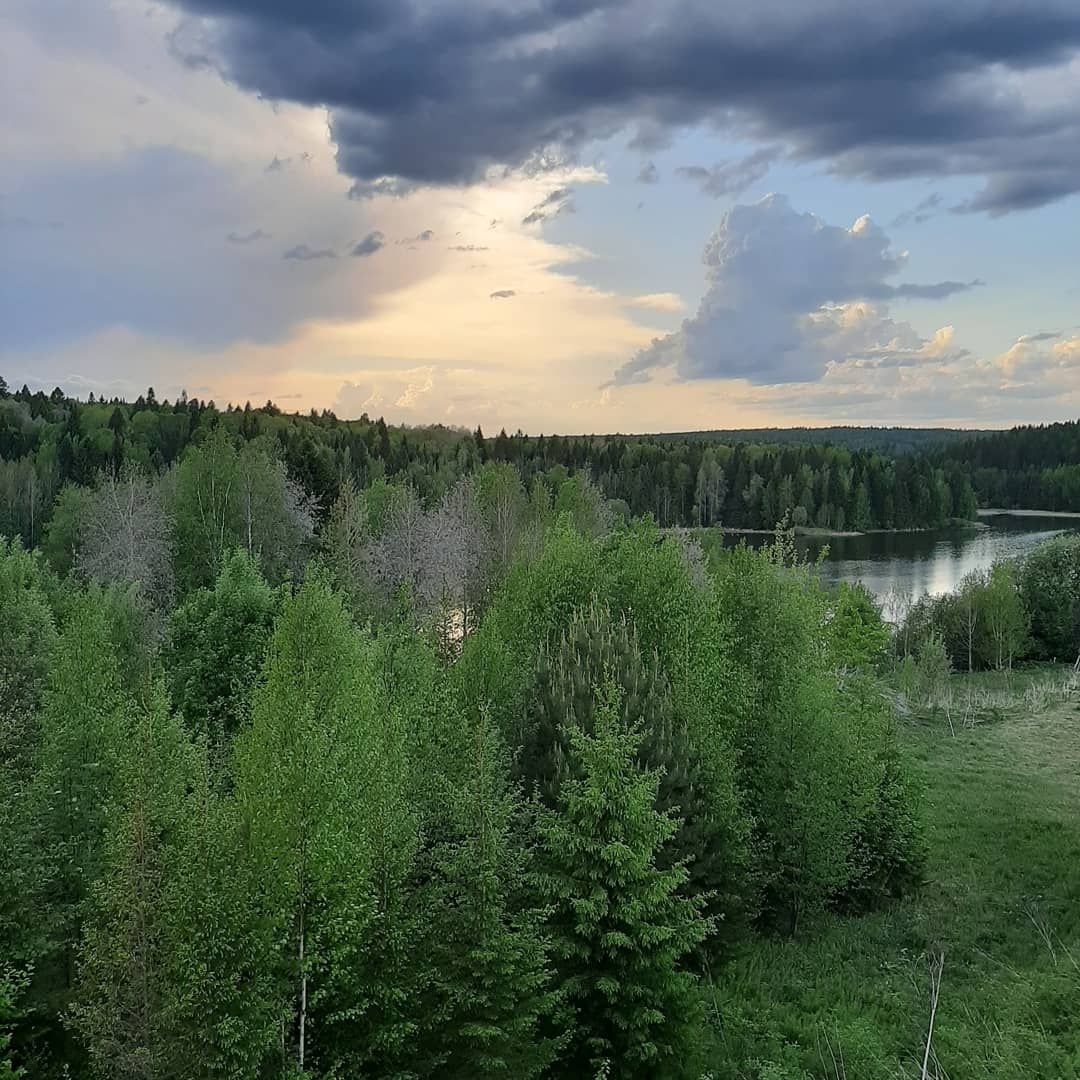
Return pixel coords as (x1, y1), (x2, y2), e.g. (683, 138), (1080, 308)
(706, 668), (1080, 1079)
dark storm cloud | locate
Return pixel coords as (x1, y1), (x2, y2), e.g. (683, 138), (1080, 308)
(226, 228), (271, 243)
(351, 230), (385, 256)
(166, 0), (1080, 212)
(283, 243), (337, 260)
(522, 187), (575, 225)
(675, 147), (780, 198)
(891, 192), (943, 228)
(637, 161), (659, 184)
(873, 279), (983, 300)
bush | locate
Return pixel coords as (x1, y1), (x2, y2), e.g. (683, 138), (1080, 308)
(1018, 533), (1080, 661)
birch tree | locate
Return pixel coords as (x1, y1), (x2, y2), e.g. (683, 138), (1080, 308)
(231, 574), (374, 1074)
(77, 467), (173, 608)
(422, 476), (484, 649)
(27, 594), (128, 1050)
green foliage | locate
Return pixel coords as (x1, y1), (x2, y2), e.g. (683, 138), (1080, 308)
(419, 708), (558, 1077)
(18, 590), (129, 1072)
(899, 560), (1031, 673)
(155, 760), (283, 1078)
(0, 968), (26, 1080)
(706, 672), (1080, 1079)
(916, 626), (952, 702)
(231, 571), (377, 1073)
(520, 604), (737, 933)
(0, 396), (958, 1076)
(0, 538), (58, 773)
(164, 549), (280, 756)
(832, 676), (926, 910)
(1018, 533), (1080, 661)
(172, 429), (313, 591)
(40, 484), (91, 576)
(825, 582), (890, 672)
(535, 679), (710, 1078)
(69, 682), (196, 1079)
(710, 545), (855, 930)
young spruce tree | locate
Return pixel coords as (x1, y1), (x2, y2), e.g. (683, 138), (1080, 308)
(535, 678), (711, 1078)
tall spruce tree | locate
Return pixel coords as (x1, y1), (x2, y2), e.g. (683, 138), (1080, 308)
(420, 707), (557, 1078)
(535, 679), (710, 1078)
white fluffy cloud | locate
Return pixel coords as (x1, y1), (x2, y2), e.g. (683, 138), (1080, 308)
(613, 194), (978, 386)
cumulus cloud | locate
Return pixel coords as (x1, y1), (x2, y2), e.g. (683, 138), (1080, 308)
(675, 147), (781, 198)
(394, 367), (436, 408)
(745, 329), (1080, 424)
(628, 293), (686, 313)
(490, 289), (516, 299)
(166, 0), (1080, 212)
(351, 230), (386, 257)
(612, 194), (977, 386)
(226, 228), (270, 244)
(283, 243), (337, 261)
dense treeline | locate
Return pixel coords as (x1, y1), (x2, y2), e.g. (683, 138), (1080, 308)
(667, 426), (985, 455)
(926, 419), (1080, 511)
(0, 421), (924, 1077)
(0, 381), (979, 541)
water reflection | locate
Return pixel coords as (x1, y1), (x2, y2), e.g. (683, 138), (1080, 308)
(722, 513), (1078, 601)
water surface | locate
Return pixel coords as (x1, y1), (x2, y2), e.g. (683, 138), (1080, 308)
(720, 512), (1077, 601)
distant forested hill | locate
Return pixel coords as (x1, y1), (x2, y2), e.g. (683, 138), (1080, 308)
(5, 380), (1077, 543)
(655, 426), (990, 455)
(0, 381), (980, 540)
(926, 420), (1080, 510)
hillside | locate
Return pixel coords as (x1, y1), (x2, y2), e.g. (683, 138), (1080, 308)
(712, 668), (1080, 1078)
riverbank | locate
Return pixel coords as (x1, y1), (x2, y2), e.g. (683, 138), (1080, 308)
(979, 507), (1080, 520)
(694, 517), (987, 541)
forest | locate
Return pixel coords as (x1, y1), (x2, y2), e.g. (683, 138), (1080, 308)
(0, 384), (931, 1079)
(0, 382), (985, 541)
(929, 420), (1080, 511)
(2, 385), (1078, 1078)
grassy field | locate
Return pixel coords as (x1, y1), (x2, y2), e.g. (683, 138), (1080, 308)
(706, 668), (1080, 1079)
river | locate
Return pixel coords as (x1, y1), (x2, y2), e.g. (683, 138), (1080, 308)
(720, 511), (1079, 602)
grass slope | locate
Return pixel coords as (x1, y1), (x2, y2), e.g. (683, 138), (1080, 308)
(708, 670), (1080, 1079)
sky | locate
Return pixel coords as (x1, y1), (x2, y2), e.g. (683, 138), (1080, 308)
(2, 0), (1079, 434)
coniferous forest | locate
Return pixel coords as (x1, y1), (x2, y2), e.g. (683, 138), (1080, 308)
(0, 382), (992, 545)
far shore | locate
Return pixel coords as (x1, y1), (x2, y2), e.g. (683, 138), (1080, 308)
(684, 518), (989, 541)
(978, 507), (1080, 520)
